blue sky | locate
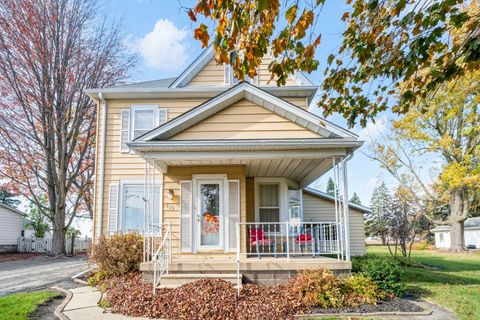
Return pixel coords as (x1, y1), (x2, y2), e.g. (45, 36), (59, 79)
(101, 0), (397, 205)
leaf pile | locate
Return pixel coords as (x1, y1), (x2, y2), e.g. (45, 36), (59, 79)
(103, 273), (304, 320)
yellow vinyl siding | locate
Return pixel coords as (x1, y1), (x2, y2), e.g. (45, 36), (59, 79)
(187, 56), (299, 87)
(302, 192), (366, 256)
(94, 98), (209, 237)
(170, 99), (322, 140)
(162, 166), (246, 257)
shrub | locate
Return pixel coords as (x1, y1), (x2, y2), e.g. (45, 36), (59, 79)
(90, 233), (143, 276)
(359, 258), (406, 297)
(287, 269), (344, 308)
(412, 241), (432, 251)
(342, 275), (386, 307)
(87, 270), (109, 286)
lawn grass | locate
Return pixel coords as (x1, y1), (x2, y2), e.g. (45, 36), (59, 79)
(0, 291), (61, 320)
(366, 245), (480, 320)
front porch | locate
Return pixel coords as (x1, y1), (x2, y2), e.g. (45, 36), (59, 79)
(137, 152), (354, 288)
(140, 254), (351, 287)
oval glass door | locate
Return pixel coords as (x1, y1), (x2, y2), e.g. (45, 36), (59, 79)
(198, 181), (223, 248)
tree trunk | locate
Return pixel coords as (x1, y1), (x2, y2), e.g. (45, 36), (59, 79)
(449, 188), (468, 252)
(51, 208), (66, 255)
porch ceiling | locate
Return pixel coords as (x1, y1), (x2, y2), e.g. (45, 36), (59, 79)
(158, 157), (333, 187)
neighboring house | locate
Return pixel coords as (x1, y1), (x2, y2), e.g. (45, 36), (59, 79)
(0, 203), (26, 253)
(431, 217), (480, 249)
(86, 46), (366, 287)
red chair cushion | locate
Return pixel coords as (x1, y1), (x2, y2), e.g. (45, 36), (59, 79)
(295, 233), (313, 244)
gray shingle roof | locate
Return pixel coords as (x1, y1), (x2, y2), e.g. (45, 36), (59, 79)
(110, 77), (177, 89)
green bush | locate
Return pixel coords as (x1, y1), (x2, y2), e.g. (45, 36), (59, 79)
(358, 258), (406, 297)
(288, 269), (344, 308)
(342, 275), (386, 306)
(90, 233), (143, 276)
(87, 270), (109, 286)
(288, 269), (388, 309)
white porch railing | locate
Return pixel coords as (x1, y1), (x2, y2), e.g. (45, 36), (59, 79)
(143, 225), (164, 263)
(239, 222), (341, 259)
(152, 222), (172, 294)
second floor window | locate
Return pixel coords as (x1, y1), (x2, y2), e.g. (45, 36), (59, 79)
(120, 105), (168, 153)
(224, 65), (258, 86)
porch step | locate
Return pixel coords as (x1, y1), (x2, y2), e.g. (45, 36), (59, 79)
(158, 273), (240, 288)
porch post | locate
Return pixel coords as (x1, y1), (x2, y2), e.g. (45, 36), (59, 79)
(342, 159), (351, 261)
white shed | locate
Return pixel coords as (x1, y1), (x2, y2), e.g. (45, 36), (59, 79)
(0, 203), (26, 252)
(431, 217), (480, 249)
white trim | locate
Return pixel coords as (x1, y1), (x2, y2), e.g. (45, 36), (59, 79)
(170, 46), (215, 88)
(137, 82), (357, 141)
(192, 174), (228, 251)
(254, 177), (289, 223)
(141, 150), (347, 161)
(118, 179), (163, 233)
(130, 105), (159, 140)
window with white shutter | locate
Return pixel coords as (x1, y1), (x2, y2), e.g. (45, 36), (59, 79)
(120, 106), (167, 152)
(120, 110), (130, 153)
(107, 183), (120, 234)
(180, 180), (193, 253)
(227, 180), (240, 252)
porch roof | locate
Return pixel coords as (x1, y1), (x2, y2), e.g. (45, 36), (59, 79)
(129, 138), (360, 187)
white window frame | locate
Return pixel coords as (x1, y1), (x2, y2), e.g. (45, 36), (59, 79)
(129, 105), (163, 141)
(224, 65), (258, 85)
(118, 179), (163, 233)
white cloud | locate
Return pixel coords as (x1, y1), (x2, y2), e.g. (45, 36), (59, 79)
(127, 19), (189, 73)
(355, 116), (388, 145)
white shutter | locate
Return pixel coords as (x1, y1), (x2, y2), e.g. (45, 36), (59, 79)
(180, 181), (193, 253)
(155, 108), (168, 126)
(224, 65), (231, 85)
(107, 183), (120, 234)
(228, 180), (240, 252)
(120, 109), (130, 153)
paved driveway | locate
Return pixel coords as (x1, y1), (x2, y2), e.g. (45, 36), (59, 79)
(0, 255), (89, 297)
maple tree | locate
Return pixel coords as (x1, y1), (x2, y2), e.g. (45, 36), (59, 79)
(368, 70), (480, 251)
(186, 0), (480, 126)
(0, 0), (133, 255)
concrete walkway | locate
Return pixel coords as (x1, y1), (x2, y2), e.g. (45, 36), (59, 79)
(62, 286), (148, 320)
(62, 286), (456, 320)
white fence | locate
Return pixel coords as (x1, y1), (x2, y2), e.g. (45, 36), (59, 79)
(17, 236), (92, 254)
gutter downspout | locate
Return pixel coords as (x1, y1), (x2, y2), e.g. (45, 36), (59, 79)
(96, 92), (107, 240)
(342, 152), (353, 261)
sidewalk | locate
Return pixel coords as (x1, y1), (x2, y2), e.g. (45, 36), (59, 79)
(62, 286), (148, 320)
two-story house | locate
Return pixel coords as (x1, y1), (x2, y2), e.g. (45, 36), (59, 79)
(86, 46), (369, 289)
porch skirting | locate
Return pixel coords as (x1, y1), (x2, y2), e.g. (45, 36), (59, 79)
(140, 257), (351, 286)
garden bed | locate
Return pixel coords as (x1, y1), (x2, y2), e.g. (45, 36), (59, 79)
(95, 270), (426, 320)
(305, 296), (424, 314)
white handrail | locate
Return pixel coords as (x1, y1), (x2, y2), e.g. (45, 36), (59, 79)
(152, 222), (172, 294)
(236, 222), (241, 296)
(238, 221), (342, 259)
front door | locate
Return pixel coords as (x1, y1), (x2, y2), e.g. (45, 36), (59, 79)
(195, 179), (224, 250)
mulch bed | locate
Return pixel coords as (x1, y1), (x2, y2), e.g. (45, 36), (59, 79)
(0, 252), (44, 263)
(306, 297), (424, 314)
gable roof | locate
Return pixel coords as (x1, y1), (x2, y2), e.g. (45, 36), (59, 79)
(135, 82), (358, 142)
(303, 187), (372, 213)
(169, 45), (314, 88)
(0, 202), (26, 216)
